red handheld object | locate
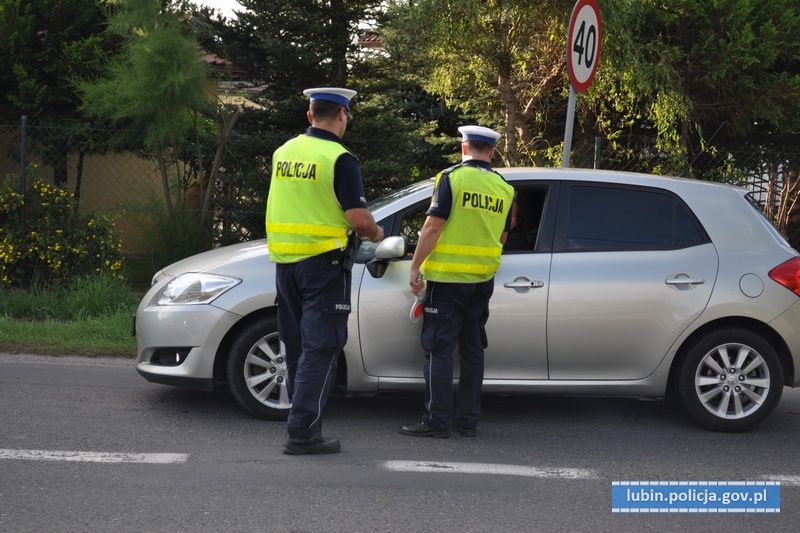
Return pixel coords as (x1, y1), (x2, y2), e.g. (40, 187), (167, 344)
(409, 295), (424, 323)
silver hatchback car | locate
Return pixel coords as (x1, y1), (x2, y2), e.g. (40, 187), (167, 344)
(134, 168), (800, 432)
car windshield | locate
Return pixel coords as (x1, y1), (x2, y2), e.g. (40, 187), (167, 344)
(367, 179), (434, 212)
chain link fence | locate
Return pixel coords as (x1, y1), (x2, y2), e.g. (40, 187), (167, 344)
(2, 119), (799, 288)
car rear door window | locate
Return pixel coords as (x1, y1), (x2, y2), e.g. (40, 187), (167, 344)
(675, 203), (707, 247)
(564, 185), (706, 251)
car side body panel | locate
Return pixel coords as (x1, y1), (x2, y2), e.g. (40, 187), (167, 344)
(547, 245), (718, 380)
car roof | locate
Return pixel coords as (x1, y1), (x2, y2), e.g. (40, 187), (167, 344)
(497, 167), (747, 193)
(371, 168), (748, 217)
(390, 167), (748, 193)
(369, 167), (759, 250)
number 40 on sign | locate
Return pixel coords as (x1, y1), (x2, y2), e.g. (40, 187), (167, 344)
(567, 0), (602, 93)
(562, 0), (602, 167)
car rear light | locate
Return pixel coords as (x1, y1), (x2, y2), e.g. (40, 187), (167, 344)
(769, 257), (800, 296)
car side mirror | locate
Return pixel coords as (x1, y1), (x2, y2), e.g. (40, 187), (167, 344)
(375, 235), (408, 259)
(366, 236), (408, 278)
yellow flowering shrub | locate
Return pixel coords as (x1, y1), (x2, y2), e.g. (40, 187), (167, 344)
(0, 173), (124, 288)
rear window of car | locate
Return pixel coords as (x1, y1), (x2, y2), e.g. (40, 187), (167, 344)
(564, 185), (707, 251)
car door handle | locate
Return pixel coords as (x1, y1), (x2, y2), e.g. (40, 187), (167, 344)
(665, 275), (705, 287)
(503, 278), (545, 293)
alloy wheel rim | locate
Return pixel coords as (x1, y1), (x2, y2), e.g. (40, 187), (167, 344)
(694, 343), (770, 420)
(243, 332), (291, 410)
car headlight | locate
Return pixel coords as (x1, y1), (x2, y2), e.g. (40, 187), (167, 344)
(157, 273), (241, 305)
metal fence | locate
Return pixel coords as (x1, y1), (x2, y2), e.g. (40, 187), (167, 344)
(2, 119), (799, 286)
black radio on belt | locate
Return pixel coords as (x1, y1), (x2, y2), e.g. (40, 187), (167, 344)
(330, 230), (361, 271)
(339, 230), (361, 272)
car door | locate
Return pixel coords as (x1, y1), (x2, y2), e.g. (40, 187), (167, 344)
(357, 185), (553, 379)
(356, 201), (432, 378)
(483, 254), (550, 379)
(483, 185), (553, 379)
(546, 183), (718, 380)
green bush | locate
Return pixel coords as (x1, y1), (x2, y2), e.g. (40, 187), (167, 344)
(0, 170), (124, 289)
(122, 198), (212, 289)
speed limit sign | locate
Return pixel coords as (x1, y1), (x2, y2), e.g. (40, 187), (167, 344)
(567, 0), (602, 93)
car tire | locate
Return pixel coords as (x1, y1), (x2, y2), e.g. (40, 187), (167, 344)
(227, 315), (291, 420)
(677, 328), (783, 432)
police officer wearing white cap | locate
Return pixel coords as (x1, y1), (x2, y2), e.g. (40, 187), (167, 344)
(266, 87), (384, 454)
(401, 125), (514, 438)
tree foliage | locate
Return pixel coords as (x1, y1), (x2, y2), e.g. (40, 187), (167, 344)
(0, 0), (117, 121)
(381, 0), (575, 166)
(78, 0), (209, 149)
(192, 0), (454, 197)
(195, 0), (384, 130)
(380, 0), (800, 174)
(594, 0), (800, 175)
(0, 0), (122, 190)
(77, 0), (244, 240)
(5, 0), (800, 272)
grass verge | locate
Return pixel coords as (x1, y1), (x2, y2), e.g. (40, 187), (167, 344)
(0, 274), (139, 358)
(0, 314), (136, 357)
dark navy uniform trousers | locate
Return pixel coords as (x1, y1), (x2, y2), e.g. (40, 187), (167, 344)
(420, 278), (494, 429)
(275, 250), (351, 440)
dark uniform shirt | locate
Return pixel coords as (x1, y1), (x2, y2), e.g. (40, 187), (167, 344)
(305, 127), (367, 211)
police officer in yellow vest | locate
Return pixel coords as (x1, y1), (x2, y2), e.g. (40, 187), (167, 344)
(266, 87), (384, 454)
(401, 125), (514, 438)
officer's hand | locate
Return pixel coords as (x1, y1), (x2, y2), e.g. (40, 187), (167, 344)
(409, 270), (425, 297)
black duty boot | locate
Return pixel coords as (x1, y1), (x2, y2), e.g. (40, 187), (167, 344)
(399, 420), (451, 438)
(452, 422), (478, 437)
(283, 434), (341, 455)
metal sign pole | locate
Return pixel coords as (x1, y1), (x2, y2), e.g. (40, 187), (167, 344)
(563, 0), (602, 169)
(20, 115), (27, 230)
(562, 86), (576, 168)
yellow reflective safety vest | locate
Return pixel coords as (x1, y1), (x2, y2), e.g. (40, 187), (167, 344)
(422, 163), (515, 282)
(265, 134), (350, 263)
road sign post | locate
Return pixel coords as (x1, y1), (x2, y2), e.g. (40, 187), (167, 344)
(562, 0), (602, 168)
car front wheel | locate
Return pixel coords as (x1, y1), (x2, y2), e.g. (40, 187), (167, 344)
(677, 328), (783, 432)
(227, 315), (291, 420)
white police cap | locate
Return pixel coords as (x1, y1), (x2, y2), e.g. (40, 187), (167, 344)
(303, 87), (357, 107)
(458, 125), (501, 146)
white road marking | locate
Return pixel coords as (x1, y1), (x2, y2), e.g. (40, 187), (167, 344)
(382, 460), (599, 479)
(0, 448), (188, 464)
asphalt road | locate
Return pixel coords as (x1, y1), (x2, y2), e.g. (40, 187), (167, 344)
(1, 353), (799, 532)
